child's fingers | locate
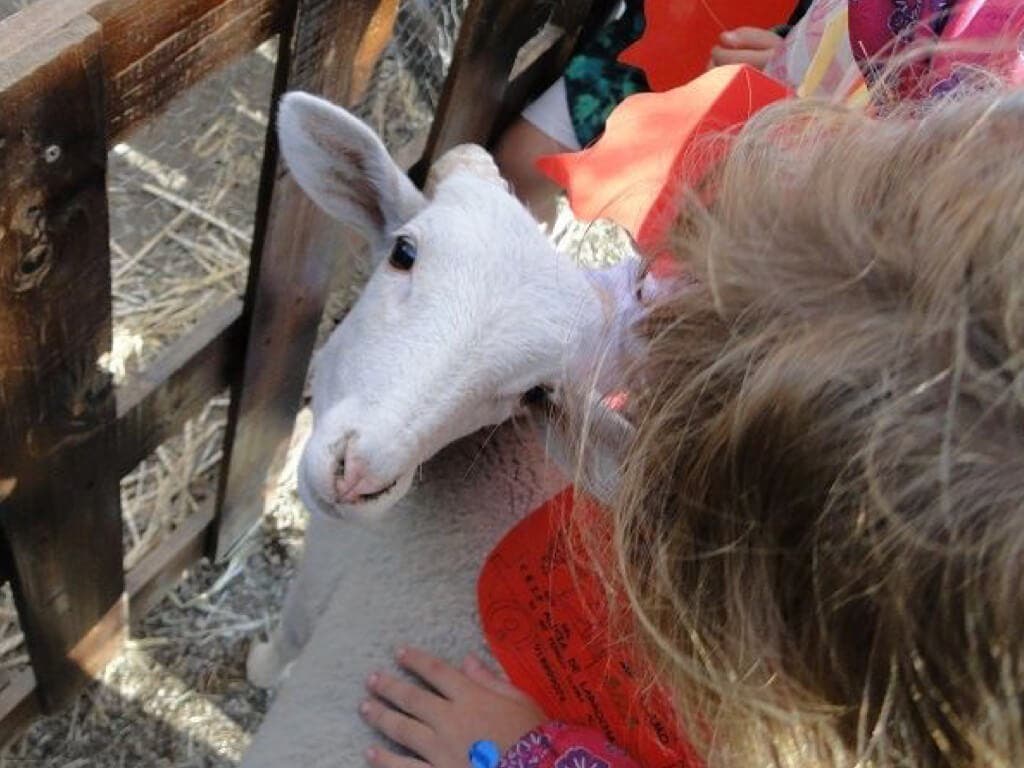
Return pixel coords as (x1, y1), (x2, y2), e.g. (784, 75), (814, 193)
(461, 654), (531, 702)
(719, 27), (784, 50)
(367, 671), (444, 724)
(359, 698), (434, 758)
(365, 745), (430, 768)
(395, 646), (466, 699)
(462, 653), (509, 682)
(710, 46), (776, 68)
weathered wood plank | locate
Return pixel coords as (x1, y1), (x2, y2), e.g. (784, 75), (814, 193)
(413, 0), (597, 180)
(115, 298), (243, 478)
(0, 300), (237, 604)
(211, 0), (391, 560)
(498, 0), (618, 134)
(0, 593), (124, 746)
(0, 0), (287, 141)
(552, 0), (617, 44)
(499, 24), (574, 133)
(0, 15), (126, 711)
(0, 497), (215, 748)
(350, 0), (400, 104)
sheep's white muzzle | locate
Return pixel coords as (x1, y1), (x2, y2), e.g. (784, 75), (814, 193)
(300, 459), (416, 521)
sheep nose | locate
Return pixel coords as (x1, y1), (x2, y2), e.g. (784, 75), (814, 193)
(334, 448), (369, 503)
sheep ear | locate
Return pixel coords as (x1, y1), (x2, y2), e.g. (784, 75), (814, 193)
(277, 91), (426, 249)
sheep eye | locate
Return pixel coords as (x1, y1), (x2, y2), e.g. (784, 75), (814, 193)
(389, 236), (417, 271)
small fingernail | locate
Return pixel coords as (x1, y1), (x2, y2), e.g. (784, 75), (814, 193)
(395, 646), (407, 660)
(367, 672), (379, 687)
(365, 747), (377, 762)
(359, 700), (371, 715)
(721, 31), (737, 44)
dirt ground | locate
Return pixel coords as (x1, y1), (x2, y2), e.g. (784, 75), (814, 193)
(0, 2), (629, 764)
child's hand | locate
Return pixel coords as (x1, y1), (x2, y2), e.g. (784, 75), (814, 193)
(710, 27), (784, 70)
(361, 647), (546, 768)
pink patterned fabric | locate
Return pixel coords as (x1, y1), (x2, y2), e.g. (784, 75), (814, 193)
(930, 1), (1024, 89)
(849, 0), (1024, 94)
(848, 0), (955, 64)
(766, 0), (1024, 99)
(499, 723), (642, 768)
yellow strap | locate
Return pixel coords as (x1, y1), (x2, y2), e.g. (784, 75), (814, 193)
(797, 7), (850, 98)
(845, 80), (870, 107)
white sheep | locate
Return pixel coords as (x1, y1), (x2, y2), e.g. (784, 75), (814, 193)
(241, 424), (566, 767)
(278, 92), (611, 521)
(242, 93), (638, 765)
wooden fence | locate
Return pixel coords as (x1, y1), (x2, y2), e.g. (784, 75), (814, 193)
(0, 0), (606, 742)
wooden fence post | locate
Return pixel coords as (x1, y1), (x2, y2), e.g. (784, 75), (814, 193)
(211, 0), (396, 559)
(412, 0), (599, 180)
(0, 15), (125, 711)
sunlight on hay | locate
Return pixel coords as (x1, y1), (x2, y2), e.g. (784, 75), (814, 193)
(99, 648), (249, 762)
(112, 143), (189, 192)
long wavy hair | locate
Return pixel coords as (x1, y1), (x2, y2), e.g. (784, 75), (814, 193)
(603, 89), (1024, 766)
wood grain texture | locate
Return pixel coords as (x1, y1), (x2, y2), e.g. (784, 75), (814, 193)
(0, 500), (214, 747)
(0, 15), (126, 711)
(498, 0), (619, 130)
(349, 0), (400, 104)
(0, 0), (288, 141)
(0, 502), (210, 744)
(211, 0), (388, 559)
(414, 0), (597, 179)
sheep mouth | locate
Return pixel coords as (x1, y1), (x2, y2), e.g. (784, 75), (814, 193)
(336, 469), (419, 518)
(334, 456), (402, 505)
(350, 479), (398, 503)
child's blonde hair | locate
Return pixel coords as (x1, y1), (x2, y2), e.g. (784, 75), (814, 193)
(611, 89), (1024, 766)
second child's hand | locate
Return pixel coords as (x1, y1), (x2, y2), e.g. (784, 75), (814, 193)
(710, 27), (785, 70)
(360, 647), (546, 768)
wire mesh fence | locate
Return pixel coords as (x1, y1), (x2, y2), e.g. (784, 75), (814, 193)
(355, 0), (468, 155)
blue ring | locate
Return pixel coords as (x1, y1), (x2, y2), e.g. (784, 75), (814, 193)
(468, 739), (502, 768)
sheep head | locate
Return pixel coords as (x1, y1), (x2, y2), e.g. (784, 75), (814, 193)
(278, 92), (604, 520)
